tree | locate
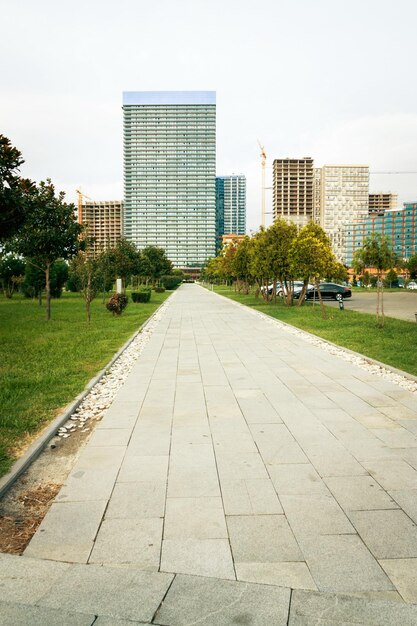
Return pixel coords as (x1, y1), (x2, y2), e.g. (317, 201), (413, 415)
(0, 254), (25, 298)
(69, 252), (103, 323)
(140, 245), (173, 285)
(0, 135), (35, 241)
(384, 268), (398, 288)
(407, 254), (417, 280)
(353, 234), (395, 326)
(290, 223), (335, 312)
(9, 180), (82, 320)
(289, 232), (335, 317)
(231, 236), (254, 294)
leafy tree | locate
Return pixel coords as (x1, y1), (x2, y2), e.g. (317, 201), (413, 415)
(231, 236), (254, 294)
(407, 254), (417, 279)
(353, 234), (395, 326)
(0, 254), (26, 298)
(362, 270), (371, 287)
(140, 245), (173, 285)
(69, 252), (103, 323)
(384, 268), (398, 288)
(9, 180), (82, 320)
(22, 259), (68, 301)
(289, 223), (335, 312)
(0, 135), (35, 241)
(289, 232), (335, 317)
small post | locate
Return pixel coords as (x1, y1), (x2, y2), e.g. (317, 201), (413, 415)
(116, 278), (123, 294)
(339, 299), (344, 310)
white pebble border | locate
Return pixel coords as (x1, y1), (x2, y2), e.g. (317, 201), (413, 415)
(244, 304), (417, 394)
(56, 296), (173, 439)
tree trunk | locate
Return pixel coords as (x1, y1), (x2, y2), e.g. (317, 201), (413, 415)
(86, 271), (92, 324)
(297, 278), (309, 307)
(380, 271), (385, 327)
(316, 279), (326, 319)
(45, 263), (51, 321)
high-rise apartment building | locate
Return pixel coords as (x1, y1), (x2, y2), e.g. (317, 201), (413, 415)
(344, 203), (417, 266)
(368, 193), (398, 215)
(215, 175), (246, 251)
(273, 158), (314, 228)
(316, 165), (369, 261)
(123, 91), (216, 268)
(79, 200), (123, 257)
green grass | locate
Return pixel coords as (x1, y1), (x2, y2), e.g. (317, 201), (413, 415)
(210, 285), (417, 377)
(0, 290), (170, 477)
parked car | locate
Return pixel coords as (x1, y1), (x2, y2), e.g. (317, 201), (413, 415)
(305, 283), (352, 300)
(261, 282), (282, 296)
(277, 281), (314, 298)
(407, 281), (417, 290)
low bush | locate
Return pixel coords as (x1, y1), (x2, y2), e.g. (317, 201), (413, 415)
(106, 293), (129, 315)
(154, 286), (165, 293)
(131, 288), (151, 303)
(161, 275), (183, 290)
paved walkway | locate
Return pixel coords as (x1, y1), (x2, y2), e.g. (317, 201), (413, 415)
(3, 284), (417, 624)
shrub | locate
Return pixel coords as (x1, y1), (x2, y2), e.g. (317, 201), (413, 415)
(131, 287), (151, 303)
(161, 275), (182, 290)
(154, 286), (165, 293)
(106, 293), (129, 315)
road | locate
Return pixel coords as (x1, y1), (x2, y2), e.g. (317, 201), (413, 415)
(326, 290), (417, 323)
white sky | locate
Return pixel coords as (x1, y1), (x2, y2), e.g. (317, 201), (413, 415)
(1, 0), (417, 232)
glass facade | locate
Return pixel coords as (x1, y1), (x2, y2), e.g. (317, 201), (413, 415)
(123, 91), (216, 268)
(215, 175), (246, 252)
(344, 203), (417, 266)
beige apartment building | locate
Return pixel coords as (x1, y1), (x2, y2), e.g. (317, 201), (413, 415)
(273, 158), (314, 228)
(315, 165), (369, 261)
(368, 193), (398, 215)
(81, 200), (123, 257)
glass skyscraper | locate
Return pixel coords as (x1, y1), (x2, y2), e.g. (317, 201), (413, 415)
(123, 91), (216, 268)
(215, 175), (246, 250)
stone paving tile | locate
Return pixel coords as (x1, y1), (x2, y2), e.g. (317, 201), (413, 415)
(236, 562), (317, 590)
(299, 534), (395, 593)
(98, 400), (141, 430)
(269, 463), (330, 495)
(0, 602), (95, 626)
(388, 489), (417, 523)
(370, 427), (417, 448)
(324, 475), (399, 511)
(0, 553), (69, 604)
(73, 445), (126, 470)
(89, 517), (163, 567)
(221, 478), (283, 515)
(304, 445), (367, 478)
(56, 467), (119, 502)
(280, 493), (355, 538)
(379, 558), (417, 603)
(39, 563), (173, 623)
(227, 514), (303, 563)
(117, 455), (169, 483)
(234, 388), (282, 423)
(289, 589), (417, 625)
(379, 405), (417, 421)
(361, 458), (417, 490)
(250, 423), (309, 464)
(154, 573), (291, 626)
(24, 501), (107, 563)
(105, 481), (166, 519)
(348, 510), (417, 559)
(161, 538), (235, 580)
(215, 451), (269, 480)
(87, 428), (131, 447)
(164, 497), (228, 539)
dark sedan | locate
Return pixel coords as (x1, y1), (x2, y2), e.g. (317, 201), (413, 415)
(305, 283), (352, 300)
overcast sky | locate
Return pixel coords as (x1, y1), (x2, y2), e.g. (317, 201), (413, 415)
(2, 0), (417, 232)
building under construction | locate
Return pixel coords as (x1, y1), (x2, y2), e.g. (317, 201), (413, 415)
(272, 158), (314, 228)
(79, 200), (123, 257)
(368, 193), (398, 215)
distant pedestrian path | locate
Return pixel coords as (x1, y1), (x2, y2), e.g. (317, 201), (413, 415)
(25, 284), (417, 601)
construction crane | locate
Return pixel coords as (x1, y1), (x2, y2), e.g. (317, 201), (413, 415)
(75, 189), (95, 224)
(257, 140), (267, 227)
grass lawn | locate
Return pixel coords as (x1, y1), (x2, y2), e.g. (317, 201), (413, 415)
(210, 285), (417, 378)
(0, 290), (170, 477)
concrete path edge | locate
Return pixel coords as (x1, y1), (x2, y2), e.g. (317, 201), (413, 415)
(0, 294), (174, 500)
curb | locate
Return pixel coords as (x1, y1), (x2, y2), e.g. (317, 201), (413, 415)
(0, 296), (171, 500)
(204, 284), (417, 386)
